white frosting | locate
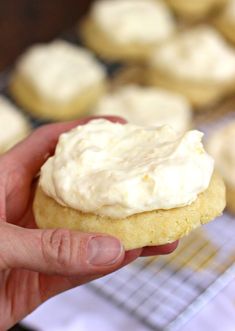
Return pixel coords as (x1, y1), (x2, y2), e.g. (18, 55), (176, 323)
(222, 0), (235, 21)
(40, 119), (214, 219)
(91, 0), (176, 44)
(151, 26), (235, 82)
(0, 96), (29, 151)
(16, 40), (106, 102)
(92, 85), (192, 133)
(207, 121), (235, 188)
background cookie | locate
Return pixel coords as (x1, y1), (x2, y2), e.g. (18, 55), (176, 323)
(10, 40), (107, 121)
(91, 85), (192, 132)
(80, 0), (176, 62)
(0, 96), (30, 153)
(147, 26), (235, 108)
(166, 0), (228, 21)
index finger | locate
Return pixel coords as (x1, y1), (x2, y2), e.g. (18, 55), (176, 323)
(141, 242), (179, 256)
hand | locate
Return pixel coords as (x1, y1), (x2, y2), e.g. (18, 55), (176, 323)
(0, 117), (177, 330)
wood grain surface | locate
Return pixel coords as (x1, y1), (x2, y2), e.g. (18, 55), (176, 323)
(0, 0), (93, 70)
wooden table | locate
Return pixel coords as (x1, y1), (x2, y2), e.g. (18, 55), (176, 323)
(0, 0), (93, 70)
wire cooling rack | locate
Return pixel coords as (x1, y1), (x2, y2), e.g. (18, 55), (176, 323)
(1, 41), (235, 331)
(89, 213), (235, 331)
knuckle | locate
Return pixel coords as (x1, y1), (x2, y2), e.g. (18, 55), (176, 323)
(41, 229), (76, 272)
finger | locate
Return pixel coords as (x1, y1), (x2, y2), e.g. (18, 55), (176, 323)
(140, 241), (178, 257)
(0, 185), (6, 221)
(0, 223), (125, 276)
(3, 116), (126, 178)
(39, 248), (143, 302)
(121, 248), (142, 266)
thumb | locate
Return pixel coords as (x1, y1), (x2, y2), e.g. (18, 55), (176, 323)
(0, 222), (124, 275)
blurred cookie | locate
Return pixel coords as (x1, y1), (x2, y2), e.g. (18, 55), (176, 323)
(80, 0), (176, 62)
(214, 0), (235, 45)
(92, 85), (192, 132)
(147, 26), (235, 108)
(166, 0), (228, 21)
(0, 96), (30, 153)
(10, 40), (107, 121)
(207, 120), (235, 214)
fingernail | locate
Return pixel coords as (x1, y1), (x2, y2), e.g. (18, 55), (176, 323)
(88, 236), (123, 266)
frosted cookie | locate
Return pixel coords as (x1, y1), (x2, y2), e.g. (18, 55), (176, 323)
(214, 0), (235, 45)
(0, 96), (30, 153)
(80, 0), (176, 62)
(207, 121), (235, 214)
(10, 40), (107, 121)
(166, 0), (228, 21)
(92, 85), (192, 133)
(33, 119), (225, 250)
(147, 26), (235, 108)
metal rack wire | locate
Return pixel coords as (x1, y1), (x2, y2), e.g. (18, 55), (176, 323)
(1, 45), (235, 331)
(89, 213), (235, 331)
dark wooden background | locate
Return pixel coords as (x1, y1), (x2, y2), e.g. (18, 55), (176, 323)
(0, 0), (94, 70)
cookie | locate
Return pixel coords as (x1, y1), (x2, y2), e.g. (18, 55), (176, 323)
(10, 40), (107, 121)
(166, 0), (228, 21)
(33, 120), (225, 250)
(207, 120), (235, 214)
(91, 85), (192, 133)
(214, 0), (235, 45)
(80, 0), (176, 62)
(0, 96), (30, 153)
(146, 26), (235, 108)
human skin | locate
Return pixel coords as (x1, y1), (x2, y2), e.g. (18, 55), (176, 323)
(0, 116), (177, 330)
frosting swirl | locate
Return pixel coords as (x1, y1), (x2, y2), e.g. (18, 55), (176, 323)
(40, 119), (214, 218)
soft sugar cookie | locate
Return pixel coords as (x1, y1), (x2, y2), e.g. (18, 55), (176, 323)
(147, 26), (235, 108)
(80, 0), (176, 62)
(214, 0), (235, 45)
(34, 119), (225, 250)
(92, 85), (192, 133)
(207, 120), (235, 214)
(10, 40), (107, 121)
(166, 0), (228, 21)
(0, 96), (30, 153)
